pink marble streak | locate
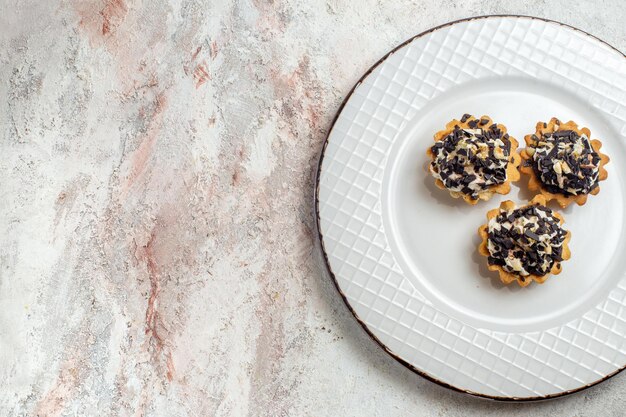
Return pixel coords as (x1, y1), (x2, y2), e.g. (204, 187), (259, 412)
(138, 231), (175, 382)
(121, 92), (168, 197)
(75, 0), (128, 41)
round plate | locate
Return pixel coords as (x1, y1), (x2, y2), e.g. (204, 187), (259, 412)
(316, 15), (626, 400)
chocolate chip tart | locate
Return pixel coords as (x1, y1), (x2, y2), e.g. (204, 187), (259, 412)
(427, 114), (522, 205)
(520, 117), (609, 208)
(478, 195), (571, 287)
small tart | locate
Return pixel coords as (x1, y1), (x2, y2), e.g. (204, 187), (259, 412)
(478, 195), (571, 287)
(427, 114), (521, 205)
(520, 117), (609, 208)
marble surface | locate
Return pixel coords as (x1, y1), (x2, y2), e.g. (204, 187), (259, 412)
(1, 1), (625, 416)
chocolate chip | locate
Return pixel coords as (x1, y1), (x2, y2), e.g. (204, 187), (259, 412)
(431, 117), (512, 197)
(524, 230), (541, 241)
(502, 137), (511, 154)
(488, 256), (505, 266)
(487, 204), (567, 277)
(462, 174), (476, 184)
(531, 129), (600, 196)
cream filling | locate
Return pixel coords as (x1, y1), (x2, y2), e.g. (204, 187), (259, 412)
(531, 131), (599, 195)
(487, 207), (563, 277)
(430, 129), (509, 194)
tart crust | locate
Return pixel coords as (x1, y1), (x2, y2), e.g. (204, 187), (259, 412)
(478, 195), (572, 287)
(426, 115), (521, 205)
(519, 117), (610, 208)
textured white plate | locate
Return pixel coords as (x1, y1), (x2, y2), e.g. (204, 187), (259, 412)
(316, 16), (626, 400)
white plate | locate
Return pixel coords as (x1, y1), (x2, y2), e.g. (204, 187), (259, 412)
(316, 16), (626, 400)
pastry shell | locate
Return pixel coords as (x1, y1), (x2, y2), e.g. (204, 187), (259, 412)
(477, 195), (571, 287)
(519, 117), (609, 208)
(426, 115), (521, 205)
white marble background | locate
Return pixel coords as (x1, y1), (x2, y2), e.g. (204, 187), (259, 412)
(1, 0), (625, 416)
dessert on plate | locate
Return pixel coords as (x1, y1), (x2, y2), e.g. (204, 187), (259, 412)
(519, 117), (609, 207)
(478, 195), (571, 287)
(427, 114), (521, 205)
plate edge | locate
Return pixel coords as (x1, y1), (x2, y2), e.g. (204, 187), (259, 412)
(313, 14), (626, 402)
